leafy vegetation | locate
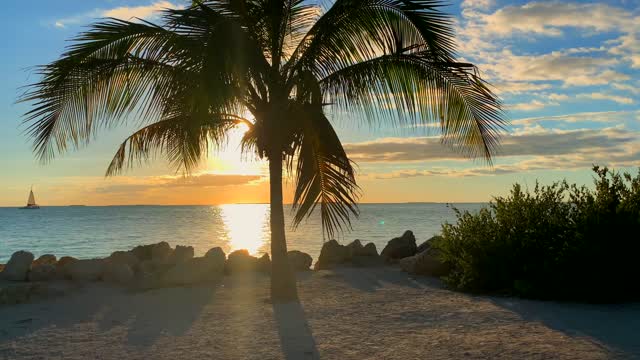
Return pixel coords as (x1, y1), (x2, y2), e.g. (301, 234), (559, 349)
(436, 166), (640, 302)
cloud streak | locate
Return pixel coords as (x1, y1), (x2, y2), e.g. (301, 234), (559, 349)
(54, 1), (179, 28)
(344, 127), (638, 163)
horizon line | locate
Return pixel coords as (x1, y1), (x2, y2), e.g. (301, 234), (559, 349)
(0, 201), (487, 208)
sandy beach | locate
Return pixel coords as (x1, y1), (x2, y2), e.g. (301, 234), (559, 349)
(1, 267), (639, 360)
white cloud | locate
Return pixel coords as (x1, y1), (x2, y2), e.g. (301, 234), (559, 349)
(461, 0), (494, 10)
(483, 50), (628, 87)
(577, 92), (635, 105)
(344, 127), (638, 163)
(548, 93), (569, 101)
(512, 110), (640, 126)
(55, 1), (179, 28)
(493, 81), (552, 94)
(457, 1), (639, 98)
(479, 2), (635, 37)
(510, 99), (557, 111)
(103, 1), (178, 20)
(612, 83), (640, 94)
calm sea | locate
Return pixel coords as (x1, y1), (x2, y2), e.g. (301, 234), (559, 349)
(0, 203), (484, 263)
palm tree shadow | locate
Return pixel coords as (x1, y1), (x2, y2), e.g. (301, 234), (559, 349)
(273, 301), (320, 360)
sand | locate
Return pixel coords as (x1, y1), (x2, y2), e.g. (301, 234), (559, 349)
(1, 267), (639, 359)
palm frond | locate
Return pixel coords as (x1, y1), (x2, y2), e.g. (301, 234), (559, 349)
(288, 0), (456, 80)
(106, 111), (244, 176)
(320, 52), (505, 161)
(289, 104), (361, 239)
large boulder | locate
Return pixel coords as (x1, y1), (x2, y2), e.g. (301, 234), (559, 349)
(57, 256), (77, 269)
(257, 253), (271, 273)
(103, 263), (134, 285)
(361, 243), (379, 257)
(204, 247), (226, 263)
(169, 245), (194, 264)
(65, 259), (106, 282)
(33, 254), (57, 266)
(381, 231), (417, 261)
(351, 241), (384, 267)
(163, 255), (225, 286)
(28, 264), (59, 282)
(108, 251), (139, 269)
(417, 235), (443, 254)
(131, 242), (172, 262)
(346, 240), (365, 258)
(399, 246), (449, 277)
(314, 240), (349, 270)
(225, 249), (258, 274)
(287, 250), (313, 271)
(1, 251), (35, 281)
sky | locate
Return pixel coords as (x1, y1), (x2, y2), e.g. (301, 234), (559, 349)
(0, 0), (638, 206)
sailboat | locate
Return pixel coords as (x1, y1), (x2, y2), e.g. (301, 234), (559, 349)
(20, 187), (40, 209)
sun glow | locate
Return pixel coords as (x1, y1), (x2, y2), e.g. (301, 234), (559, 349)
(220, 203), (270, 255)
(206, 122), (265, 176)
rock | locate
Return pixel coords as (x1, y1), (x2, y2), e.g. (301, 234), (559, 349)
(33, 254), (57, 266)
(151, 242), (173, 263)
(417, 235), (443, 254)
(225, 249), (258, 273)
(65, 259), (106, 282)
(170, 245), (194, 264)
(346, 240), (379, 258)
(287, 250), (313, 271)
(1, 251), (35, 281)
(108, 251), (139, 269)
(381, 231), (417, 261)
(204, 247), (226, 264)
(346, 240), (365, 259)
(137, 259), (173, 277)
(131, 242), (172, 262)
(257, 253), (271, 273)
(28, 264), (59, 282)
(163, 256), (224, 286)
(399, 246), (449, 277)
(103, 263), (134, 284)
(314, 240), (349, 270)
(56, 256), (77, 269)
(362, 243), (379, 256)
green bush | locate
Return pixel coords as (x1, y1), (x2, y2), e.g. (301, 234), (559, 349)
(435, 166), (640, 302)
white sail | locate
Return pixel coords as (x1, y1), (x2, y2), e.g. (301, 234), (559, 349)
(27, 189), (36, 206)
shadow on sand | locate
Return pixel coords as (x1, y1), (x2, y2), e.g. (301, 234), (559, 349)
(326, 266), (443, 292)
(273, 300), (320, 360)
(0, 282), (217, 349)
(490, 297), (640, 356)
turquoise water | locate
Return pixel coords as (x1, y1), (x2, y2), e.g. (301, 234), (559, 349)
(0, 203), (484, 262)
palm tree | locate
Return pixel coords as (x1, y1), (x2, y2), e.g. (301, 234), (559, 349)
(20, 0), (504, 302)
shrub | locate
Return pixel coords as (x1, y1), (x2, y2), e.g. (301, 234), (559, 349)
(435, 166), (640, 302)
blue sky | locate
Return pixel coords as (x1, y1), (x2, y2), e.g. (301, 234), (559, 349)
(0, 0), (638, 205)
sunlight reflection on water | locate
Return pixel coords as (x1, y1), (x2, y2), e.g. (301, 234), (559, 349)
(219, 204), (270, 255)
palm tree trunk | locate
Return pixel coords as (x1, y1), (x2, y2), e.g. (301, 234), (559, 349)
(269, 153), (299, 302)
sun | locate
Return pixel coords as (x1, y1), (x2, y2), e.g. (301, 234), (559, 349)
(206, 121), (265, 176)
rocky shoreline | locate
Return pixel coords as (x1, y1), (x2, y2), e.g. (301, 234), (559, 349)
(1, 230), (446, 305)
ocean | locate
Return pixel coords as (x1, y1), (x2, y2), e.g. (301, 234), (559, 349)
(0, 203), (484, 263)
